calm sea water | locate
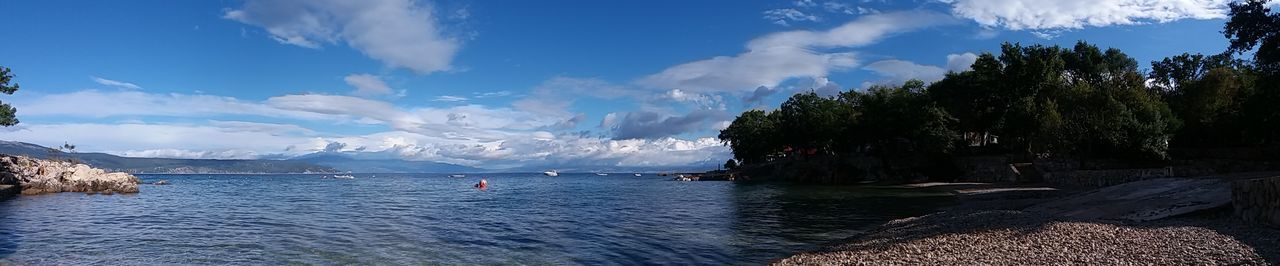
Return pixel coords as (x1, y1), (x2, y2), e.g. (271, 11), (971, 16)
(0, 173), (952, 265)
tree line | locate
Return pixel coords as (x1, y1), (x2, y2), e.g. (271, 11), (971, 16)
(719, 0), (1280, 175)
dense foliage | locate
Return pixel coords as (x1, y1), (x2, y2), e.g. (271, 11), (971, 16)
(719, 1), (1280, 180)
(0, 66), (19, 126)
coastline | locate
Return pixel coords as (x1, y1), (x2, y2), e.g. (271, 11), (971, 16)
(772, 180), (1280, 265)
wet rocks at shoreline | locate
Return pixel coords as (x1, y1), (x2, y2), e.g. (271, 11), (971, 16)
(0, 154), (140, 195)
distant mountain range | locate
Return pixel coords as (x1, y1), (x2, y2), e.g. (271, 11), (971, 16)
(0, 140), (480, 174)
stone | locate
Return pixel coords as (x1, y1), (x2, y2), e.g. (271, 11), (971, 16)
(1232, 176), (1280, 228)
(1026, 178), (1232, 222)
(0, 154), (140, 195)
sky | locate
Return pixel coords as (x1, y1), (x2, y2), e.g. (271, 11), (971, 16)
(0, 0), (1256, 170)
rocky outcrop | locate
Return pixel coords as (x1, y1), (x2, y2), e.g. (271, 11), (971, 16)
(0, 154), (140, 195)
(1232, 176), (1280, 228)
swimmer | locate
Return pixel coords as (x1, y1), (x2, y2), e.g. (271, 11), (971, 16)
(475, 179), (488, 189)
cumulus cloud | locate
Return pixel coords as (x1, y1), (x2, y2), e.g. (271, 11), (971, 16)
(91, 76), (141, 90)
(640, 10), (957, 93)
(945, 52), (979, 72)
(344, 73), (398, 96)
(224, 0), (460, 73)
(941, 0), (1230, 37)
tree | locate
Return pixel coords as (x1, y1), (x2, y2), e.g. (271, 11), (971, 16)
(0, 66), (20, 126)
(1224, 0), (1280, 143)
(857, 80), (958, 160)
(931, 42), (1177, 160)
(724, 159), (738, 170)
(1149, 54), (1255, 147)
(775, 92), (846, 154)
(718, 110), (780, 164)
(1225, 0), (1280, 74)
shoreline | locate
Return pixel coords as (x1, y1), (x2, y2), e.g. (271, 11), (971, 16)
(772, 180), (1280, 265)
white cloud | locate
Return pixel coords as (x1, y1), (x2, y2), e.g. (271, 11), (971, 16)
(5, 85), (731, 169)
(12, 90), (336, 121)
(514, 77), (640, 115)
(941, 0), (1230, 32)
(344, 73), (396, 96)
(640, 10), (956, 93)
(862, 53), (977, 87)
(224, 0), (460, 74)
(945, 52), (979, 72)
(473, 90), (512, 98)
(433, 95), (469, 102)
(90, 76), (141, 90)
(763, 8), (820, 26)
(1, 122), (317, 158)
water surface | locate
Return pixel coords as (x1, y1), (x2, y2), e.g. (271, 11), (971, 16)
(0, 174), (952, 265)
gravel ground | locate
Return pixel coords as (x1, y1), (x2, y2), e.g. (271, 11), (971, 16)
(774, 210), (1278, 265)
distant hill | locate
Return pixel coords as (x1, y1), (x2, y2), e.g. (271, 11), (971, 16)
(290, 153), (482, 173)
(0, 140), (338, 174)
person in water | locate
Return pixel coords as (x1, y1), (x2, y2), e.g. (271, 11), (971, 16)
(475, 179), (488, 189)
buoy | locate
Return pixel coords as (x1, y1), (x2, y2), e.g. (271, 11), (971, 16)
(475, 179), (488, 189)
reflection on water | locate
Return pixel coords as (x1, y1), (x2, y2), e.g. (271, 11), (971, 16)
(0, 174), (952, 265)
(728, 184), (955, 262)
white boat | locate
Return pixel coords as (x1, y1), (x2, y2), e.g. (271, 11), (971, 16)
(333, 174), (355, 179)
(449, 174), (467, 178)
(633, 173), (642, 177)
(543, 170), (559, 177)
(594, 173), (608, 176)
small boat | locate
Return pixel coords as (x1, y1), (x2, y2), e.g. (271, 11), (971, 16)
(594, 173), (608, 176)
(633, 173), (642, 177)
(333, 174), (355, 179)
(543, 170), (559, 177)
(449, 174), (467, 178)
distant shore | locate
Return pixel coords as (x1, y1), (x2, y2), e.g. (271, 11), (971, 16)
(772, 181), (1280, 265)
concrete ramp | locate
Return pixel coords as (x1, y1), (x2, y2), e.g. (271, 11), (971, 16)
(1026, 178), (1231, 221)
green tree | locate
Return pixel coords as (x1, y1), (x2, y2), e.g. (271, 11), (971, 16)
(776, 92), (845, 154)
(1224, 0), (1280, 143)
(858, 80), (958, 159)
(1149, 53), (1254, 147)
(932, 42), (1177, 160)
(0, 66), (20, 126)
(724, 159), (738, 170)
(928, 53), (1003, 149)
(718, 109), (780, 164)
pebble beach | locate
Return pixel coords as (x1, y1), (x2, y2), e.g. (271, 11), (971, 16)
(775, 210), (1280, 265)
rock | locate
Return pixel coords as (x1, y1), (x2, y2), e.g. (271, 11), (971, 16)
(1026, 178), (1231, 222)
(0, 154), (140, 195)
(1233, 176), (1280, 228)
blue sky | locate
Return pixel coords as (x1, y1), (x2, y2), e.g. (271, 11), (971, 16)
(0, 0), (1249, 170)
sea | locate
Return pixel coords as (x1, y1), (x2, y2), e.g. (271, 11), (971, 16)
(0, 173), (953, 265)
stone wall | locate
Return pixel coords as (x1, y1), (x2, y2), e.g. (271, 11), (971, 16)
(1232, 176), (1280, 228)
